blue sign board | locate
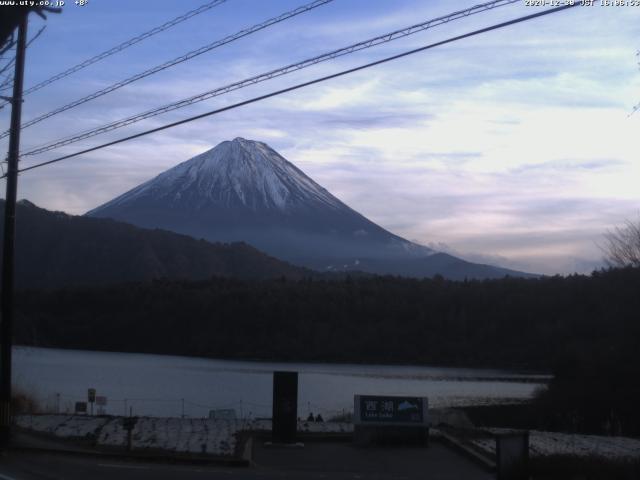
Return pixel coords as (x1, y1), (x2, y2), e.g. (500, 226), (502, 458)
(354, 395), (429, 426)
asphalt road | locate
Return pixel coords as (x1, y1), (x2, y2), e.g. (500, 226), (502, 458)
(0, 442), (494, 479)
(1, 451), (255, 480)
(253, 441), (494, 479)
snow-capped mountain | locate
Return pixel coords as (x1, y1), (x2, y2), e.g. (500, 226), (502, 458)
(87, 138), (531, 279)
(96, 137), (345, 213)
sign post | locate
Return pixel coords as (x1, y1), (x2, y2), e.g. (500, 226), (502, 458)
(87, 388), (96, 416)
(122, 416), (138, 452)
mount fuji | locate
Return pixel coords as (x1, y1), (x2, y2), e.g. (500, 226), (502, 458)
(87, 138), (530, 279)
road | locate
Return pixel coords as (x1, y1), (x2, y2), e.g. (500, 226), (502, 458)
(1, 451), (255, 480)
(0, 441), (493, 479)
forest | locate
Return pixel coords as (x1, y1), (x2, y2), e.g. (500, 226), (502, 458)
(13, 266), (640, 434)
(14, 267), (639, 370)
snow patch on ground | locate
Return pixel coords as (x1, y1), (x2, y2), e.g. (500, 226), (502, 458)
(15, 415), (352, 457)
(24, 414), (636, 461)
(246, 418), (352, 434)
(470, 428), (640, 461)
(16, 414), (109, 439)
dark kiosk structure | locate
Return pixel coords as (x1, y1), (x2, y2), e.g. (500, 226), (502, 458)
(272, 371), (298, 444)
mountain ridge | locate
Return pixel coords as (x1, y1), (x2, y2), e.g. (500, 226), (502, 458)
(0, 199), (309, 289)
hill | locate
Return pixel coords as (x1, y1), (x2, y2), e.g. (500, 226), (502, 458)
(0, 199), (307, 289)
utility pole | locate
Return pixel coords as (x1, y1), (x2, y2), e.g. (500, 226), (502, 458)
(0, 14), (28, 448)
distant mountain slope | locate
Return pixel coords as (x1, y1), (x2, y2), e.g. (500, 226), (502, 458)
(308, 253), (532, 281)
(88, 137), (533, 279)
(0, 199), (307, 289)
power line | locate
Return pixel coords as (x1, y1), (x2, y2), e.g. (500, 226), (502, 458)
(0, 33), (15, 58)
(0, 57), (16, 81)
(0, 26), (46, 96)
(19, 0), (521, 157)
(0, 0), (334, 138)
(0, 0), (228, 109)
(0, 74), (13, 93)
(8, 3), (579, 179)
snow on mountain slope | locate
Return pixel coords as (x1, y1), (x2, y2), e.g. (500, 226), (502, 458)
(92, 138), (344, 213)
(88, 138), (532, 279)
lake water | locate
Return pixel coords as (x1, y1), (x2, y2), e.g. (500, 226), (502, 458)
(13, 346), (549, 419)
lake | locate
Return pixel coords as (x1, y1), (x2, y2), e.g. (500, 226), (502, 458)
(13, 346), (549, 419)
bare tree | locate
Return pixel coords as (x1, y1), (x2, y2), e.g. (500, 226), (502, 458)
(603, 217), (640, 268)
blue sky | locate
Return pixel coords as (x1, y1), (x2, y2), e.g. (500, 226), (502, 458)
(1, 0), (639, 274)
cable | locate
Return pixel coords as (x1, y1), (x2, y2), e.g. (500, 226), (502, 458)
(0, 57), (16, 80)
(0, 0), (228, 109)
(0, 33), (14, 57)
(0, 26), (47, 97)
(18, 0), (520, 153)
(0, 74), (13, 92)
(6, 3), (578, 179)
(1, 29), (44, 81)
(19, 0), (522, 156)
(0, 0), (334, 138)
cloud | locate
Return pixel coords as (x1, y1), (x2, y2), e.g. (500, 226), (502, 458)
(3, 0), (639, 276)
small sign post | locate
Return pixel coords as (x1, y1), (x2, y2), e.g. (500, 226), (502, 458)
(87, 388), (96, 416)
(122, 416), (138, 452)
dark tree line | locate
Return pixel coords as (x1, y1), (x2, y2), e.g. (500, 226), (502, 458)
(13, 267), (640, 435)
(12, 267), (639, 370)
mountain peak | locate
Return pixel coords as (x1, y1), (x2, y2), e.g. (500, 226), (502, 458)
(231, 136), (254, 144)
(17, 199), (37, 208)
(88, 138), (343, 213)
(227, 136), (267, 150)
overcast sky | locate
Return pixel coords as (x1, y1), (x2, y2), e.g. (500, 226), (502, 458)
(1, 0), (639, 275)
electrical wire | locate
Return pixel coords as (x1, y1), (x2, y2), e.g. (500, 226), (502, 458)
(19, 0), (522, 156)
(5, 3), (579, 180)
(0, 0), (229, 109)
(0, 0), (334, 138)
(0, 26), (47, 94)
(0, 33), (15, 57)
